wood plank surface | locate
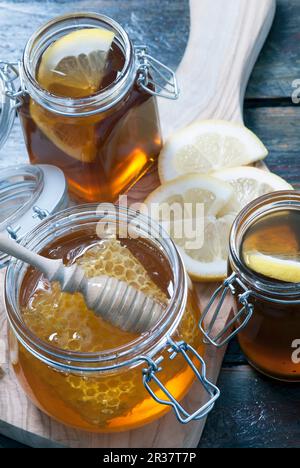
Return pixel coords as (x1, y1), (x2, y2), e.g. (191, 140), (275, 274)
(244, 106), (300, 189)
(1, 0), (300, 449)
(199, 366), (300, 448)
(246, 0), (300, 100)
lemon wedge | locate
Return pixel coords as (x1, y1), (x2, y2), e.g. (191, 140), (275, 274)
(214, 166), (293, 215)
(37, 28), (115, 97)
(243, 251), (300, 283)
(145, 174), (234, 281)
(158, 120), (268, 183)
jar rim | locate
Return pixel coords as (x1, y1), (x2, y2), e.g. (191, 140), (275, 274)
(5, 204), (187, 371)
(22, 12), (136, 116)
(229, 190), (300, 299)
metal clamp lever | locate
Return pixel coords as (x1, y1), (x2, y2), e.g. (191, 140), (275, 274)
(142, 337), (220, 424)
(0, 61), (24, 108)
(135, 46), (179, 100)
(199, 273), (254, 348)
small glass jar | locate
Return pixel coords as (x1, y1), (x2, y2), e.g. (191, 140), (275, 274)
(0, 13), (178, 203)
(5, 205), (219, 432)
(200, 191), (300, 382)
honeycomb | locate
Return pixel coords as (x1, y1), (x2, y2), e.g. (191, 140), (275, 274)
(76, 239), (167, 305)
(23, 239), (167, 352)
(20, 238), (201, 430)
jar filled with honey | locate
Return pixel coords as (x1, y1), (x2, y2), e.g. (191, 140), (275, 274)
(200, 191), (300, 382)
(0, 13), (178, 203)
(4, 204), (219, 432)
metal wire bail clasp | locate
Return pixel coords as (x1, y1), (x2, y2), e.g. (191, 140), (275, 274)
(142, 337), (220, 424)
(0, 60), (24, 108)
(135, 46), (179, 100)
(0, 60), (25, 149)
(199, 273), (254, 348)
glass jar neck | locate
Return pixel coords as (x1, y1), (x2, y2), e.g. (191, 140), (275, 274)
(21, 12), (136, 116)
(229, 190), (300, 301)
(5, 204), (187, 372)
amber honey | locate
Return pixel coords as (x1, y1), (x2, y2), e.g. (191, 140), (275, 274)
(235, 209), (300, 381)
(10, 226), (203, 432)
(18, 28), (162, 203)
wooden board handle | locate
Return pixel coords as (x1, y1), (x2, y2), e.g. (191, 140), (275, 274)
(159, 0), (276, 137)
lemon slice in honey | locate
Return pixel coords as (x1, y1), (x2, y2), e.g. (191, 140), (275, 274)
(31, 28), (115, 162)
(243, 251), (300, 283)
(37, 28), (115, 97)
(30, 100), (99, 163)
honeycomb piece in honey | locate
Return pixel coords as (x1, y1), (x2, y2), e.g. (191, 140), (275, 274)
(76, 238), (167, 304)
(23, 238), (168, 352)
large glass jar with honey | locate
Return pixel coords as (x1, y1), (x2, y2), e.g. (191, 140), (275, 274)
(0, 13), (177, 203)
(4, 205), (219, 432)
(200, 191), (300, 382)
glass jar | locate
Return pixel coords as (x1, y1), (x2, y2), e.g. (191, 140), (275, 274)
(5, 205), (219, 432)
(0, 13), (178, 203)
(200, 191), (300, 382)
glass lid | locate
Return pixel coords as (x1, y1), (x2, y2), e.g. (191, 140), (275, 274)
(0, 64), (17, 150)
(0, 164), (68, 267)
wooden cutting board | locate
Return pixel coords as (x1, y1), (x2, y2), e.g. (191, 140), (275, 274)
(0, 0), (275, 448)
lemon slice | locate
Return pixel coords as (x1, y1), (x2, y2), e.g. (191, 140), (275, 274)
(31, 28), (115, 162)
(30, 100), (100, 163)
(145, 174), (234, 281)
(243, 251), (300, 283)
(158, 120), (268, 183)
(38, 28), (115, 97)
(214, 166), (293, 215)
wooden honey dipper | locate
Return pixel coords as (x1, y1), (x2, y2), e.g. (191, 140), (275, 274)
(0, 233), (164, 333)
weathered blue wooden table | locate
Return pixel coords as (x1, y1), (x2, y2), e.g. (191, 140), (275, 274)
(0, 0), (300, 448)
